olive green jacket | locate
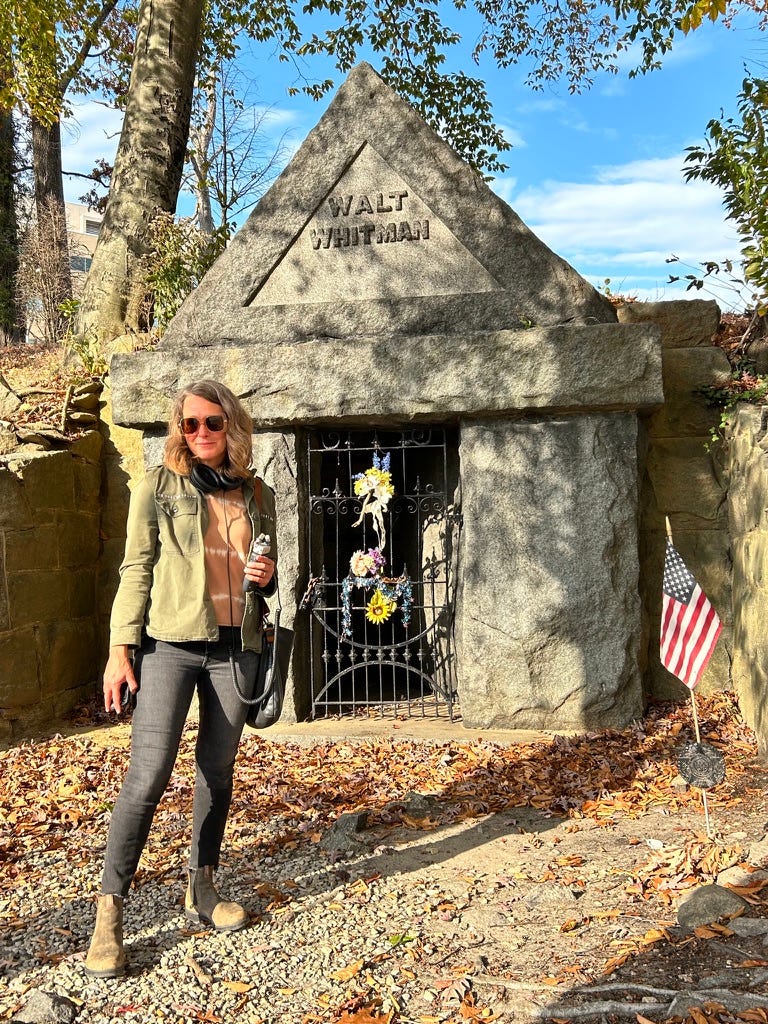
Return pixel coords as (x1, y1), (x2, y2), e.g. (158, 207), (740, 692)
(109, 465), (278, 652)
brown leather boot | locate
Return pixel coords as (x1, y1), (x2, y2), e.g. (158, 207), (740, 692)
(84, 894), (126, 978)
(185, 866), (248, 932)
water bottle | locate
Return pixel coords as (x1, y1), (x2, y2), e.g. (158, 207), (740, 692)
(243, 533), (271, 593)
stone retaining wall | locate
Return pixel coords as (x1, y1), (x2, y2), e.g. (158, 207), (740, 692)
(727, 404), (768, 756)
(619, 300), (732, 699)
(0, 432), (103, 740)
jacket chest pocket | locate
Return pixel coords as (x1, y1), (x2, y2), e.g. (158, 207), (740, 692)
(156, 495), (200, 555)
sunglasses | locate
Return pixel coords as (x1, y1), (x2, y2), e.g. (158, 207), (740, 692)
(180, 415), (228, 435)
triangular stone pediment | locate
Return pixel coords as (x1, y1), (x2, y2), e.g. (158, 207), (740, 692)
(162, 62), (613, 347)
(248, 143), (503, 306)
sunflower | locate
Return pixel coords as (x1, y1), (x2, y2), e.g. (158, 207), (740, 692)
(365, 589), (397, 625)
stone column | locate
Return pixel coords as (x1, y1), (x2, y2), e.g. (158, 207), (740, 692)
(457, 413), (643, 731)
(252, 430), (306, 722)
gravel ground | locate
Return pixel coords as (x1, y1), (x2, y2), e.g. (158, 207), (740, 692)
(3, 709), (768, 1024)
(2, 797), (556, 1024)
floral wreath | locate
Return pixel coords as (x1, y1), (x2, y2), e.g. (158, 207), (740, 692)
(341, 452), (412, 638)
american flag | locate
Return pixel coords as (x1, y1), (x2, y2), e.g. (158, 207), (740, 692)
(660, 539), (722, 689)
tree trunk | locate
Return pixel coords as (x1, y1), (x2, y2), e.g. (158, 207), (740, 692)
(78, 0), (205, 343)
(31, 115), (73, 324)
(190, 72), (217, 235)
(0, 73), (21, 344)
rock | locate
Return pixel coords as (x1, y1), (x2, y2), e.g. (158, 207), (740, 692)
(716, 866), (768, 888)
(16, 427), (67, 448)
(319, 811), (369, 852)
(103, 332), (153, 361)
(728, 406), (768, 756)
(17, 442), (53, 454)
(68, 391), (100, 410)
(68, 429), (103, 461)
(11, 989), (78, 1023)
(0, 423), (19, 455)
(747, 331), (768, 375)
(616, 299), (720, 348)
(400, 791), (439, 816)
(112, 322), (662, 430)
(459, 414), (644, 730)
(72, 381), (103, 397)
(747, 835), (768, 866)
(645, 345), (730, 439)
(66, 410), (98, 425)
(676, 883), (749, 929)
(0, 379), (21, 418)
(158, 62), (616, 350)
(730, 916), (768, 937)
(14, 434), (52, 450)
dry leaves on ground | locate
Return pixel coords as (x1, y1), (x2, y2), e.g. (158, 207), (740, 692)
(0, 343), (100, 431)
(2, 692), (766, 1024)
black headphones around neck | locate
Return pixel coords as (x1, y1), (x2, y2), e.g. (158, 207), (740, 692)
(190, 463), (242, 495)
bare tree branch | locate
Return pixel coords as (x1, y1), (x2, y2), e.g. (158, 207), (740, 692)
(59, 0), (120, 92)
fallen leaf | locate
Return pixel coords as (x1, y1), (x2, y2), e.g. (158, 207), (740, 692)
(331, 959), (365, 982)
(559, 918), (581, 932)
(221, 981), (254, 993)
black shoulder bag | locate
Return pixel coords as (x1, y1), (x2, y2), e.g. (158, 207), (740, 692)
(239, 600), (293, 728)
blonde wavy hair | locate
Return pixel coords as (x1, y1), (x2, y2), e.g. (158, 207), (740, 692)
(164, 380), (253, 479)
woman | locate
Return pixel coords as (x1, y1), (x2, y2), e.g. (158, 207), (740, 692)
(85, 380), (277, 978)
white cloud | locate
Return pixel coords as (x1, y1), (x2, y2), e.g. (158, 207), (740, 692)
(61, 101), (123, 202)
(492, 152), (750, 309)
(492, 177), (519, 204)
(512, 95), (566, 116)
(250, 104), (300, 128)
(593, 155), (690, 183)
(498, 121), (527, 149)
(502, 155), (737, 259)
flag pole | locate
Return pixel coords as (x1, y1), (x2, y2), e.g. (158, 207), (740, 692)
(690, 695), (713, 837)
(665, 517), (714, 838)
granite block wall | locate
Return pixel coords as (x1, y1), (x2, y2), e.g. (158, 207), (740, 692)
(0, 434), (103, 740)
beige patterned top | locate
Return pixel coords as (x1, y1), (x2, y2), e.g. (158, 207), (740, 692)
(203, 489), (251, 626)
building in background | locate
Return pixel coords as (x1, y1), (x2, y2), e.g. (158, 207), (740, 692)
(66, 202), (102, 276)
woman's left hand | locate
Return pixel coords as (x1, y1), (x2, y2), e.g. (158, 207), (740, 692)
(244, 554), (275, 589)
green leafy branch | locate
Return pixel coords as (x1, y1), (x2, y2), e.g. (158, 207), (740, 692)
(697, 364), (768, 449)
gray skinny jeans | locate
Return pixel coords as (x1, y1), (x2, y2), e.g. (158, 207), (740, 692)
(101, 629), (258, 898)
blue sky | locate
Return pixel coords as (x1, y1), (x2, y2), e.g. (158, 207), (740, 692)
(60, 8), (765, 310)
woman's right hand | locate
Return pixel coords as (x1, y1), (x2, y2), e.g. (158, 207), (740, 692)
(103, 645), (138, 714)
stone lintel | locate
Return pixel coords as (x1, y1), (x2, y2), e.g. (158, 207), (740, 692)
(111, 322), (662, 429)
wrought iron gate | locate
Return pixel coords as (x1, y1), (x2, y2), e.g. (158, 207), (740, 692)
(304, 428), (461, 719)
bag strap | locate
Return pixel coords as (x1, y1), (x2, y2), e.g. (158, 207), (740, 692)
(251, 473), (281, 614)
(231, 475), (282, 707)
(232, 617), (276, 705)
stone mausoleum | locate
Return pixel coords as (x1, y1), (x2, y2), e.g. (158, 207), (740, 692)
(110, 63), (663, 731)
